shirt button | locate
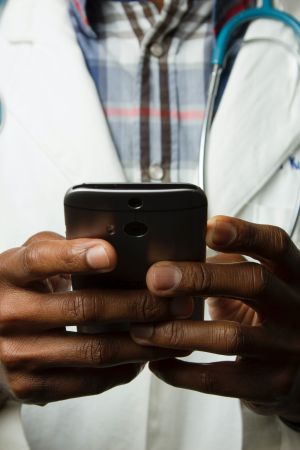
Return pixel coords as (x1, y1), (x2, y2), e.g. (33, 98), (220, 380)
(149, 164), (164, 181)
(149, 42), (165, 58)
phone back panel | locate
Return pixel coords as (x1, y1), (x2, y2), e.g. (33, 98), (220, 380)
(64, 184), (207, 290)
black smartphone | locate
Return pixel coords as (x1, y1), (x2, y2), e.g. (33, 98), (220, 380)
(64, 183), (207, 331)
(64, 183), (207, 293)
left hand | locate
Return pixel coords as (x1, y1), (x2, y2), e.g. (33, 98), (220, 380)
(131, 216), (300, 423)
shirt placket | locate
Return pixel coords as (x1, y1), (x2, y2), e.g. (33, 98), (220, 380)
(136, 0), (189, 182)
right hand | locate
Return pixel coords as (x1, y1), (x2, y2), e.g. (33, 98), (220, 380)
(0, 232), (193, 405)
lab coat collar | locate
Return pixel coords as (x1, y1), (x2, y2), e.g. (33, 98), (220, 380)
(0, 0), (85, 44)
(0, 0), (126, 185)
(1, 0), (54, 44)
(207, 17), (300, 218)
(1, 0), (299, 217)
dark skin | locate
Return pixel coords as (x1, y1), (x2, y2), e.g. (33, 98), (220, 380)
(131, 216), (300, 424)
(0, 216), (299, 428)
(0, 233), (192, 405)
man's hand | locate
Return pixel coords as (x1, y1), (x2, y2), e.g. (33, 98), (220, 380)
(131, 216), (300, 423)
(0, 232), (193, 405)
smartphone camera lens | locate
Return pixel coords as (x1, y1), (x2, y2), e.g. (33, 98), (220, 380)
(124, 221), (148, 238)
(128, 197), (143, 210)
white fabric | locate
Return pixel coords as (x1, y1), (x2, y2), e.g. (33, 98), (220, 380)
(0, 402), (28, 450)
(277, 0), (300, 18)
(0, 0), (299, 449)
(0, 0), (126, 250)
(207, 19), (300, 240)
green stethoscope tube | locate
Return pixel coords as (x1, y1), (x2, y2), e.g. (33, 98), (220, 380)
(199, 0), (300, 237)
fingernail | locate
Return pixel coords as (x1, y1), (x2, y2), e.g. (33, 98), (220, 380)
(207, 220), (237, 247)
(131, 324), (154, 341)
(152, 266), (182, 291)
(171, 297), (194, 318)
(86, 245), (111, 269)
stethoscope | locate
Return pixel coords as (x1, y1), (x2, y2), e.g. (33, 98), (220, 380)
(199, 0), (300, 238)
(0, 0), (299, 235)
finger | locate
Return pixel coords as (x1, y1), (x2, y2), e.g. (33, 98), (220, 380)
(146, 260), (297, 318)
(147, 260), (299, 322)
(23, 232), (65, 246)
(130, 320), (299, 362)
(1, 332), (188, 370)
(131, 320), (296, 360)
(206, 216), (300, 280)
(0, 290), (194, 332)
(22, 232), (68, 293)
(0, 237), (117, 286)
(149, 359), (295, 403)
(8, 364), (142, 404)
(206, 253), (246, 264)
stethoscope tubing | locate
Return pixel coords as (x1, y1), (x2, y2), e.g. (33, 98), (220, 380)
(214, 6), (300, 67)
(199, 60), (300, 239)
(199, 1), (300, 238)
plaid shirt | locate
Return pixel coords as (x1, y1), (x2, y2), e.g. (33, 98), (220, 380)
(69, 0), (254, 183)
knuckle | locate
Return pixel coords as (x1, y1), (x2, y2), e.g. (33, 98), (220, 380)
(61, 293), (85, 321)
(208, 324), (242, 354)
(82, 293), (105, 322)
(58, 243), (81, 271)
(23, 231), (61, 246)
(224, 325), (243, 355)
(0, 295), (22, 334)
(271, 227), (291, 258)
(0, 256), (7, 280)
(80, 338), (119, 366)
(163, 322), (185, 347)
(22, 244), (42, 276)
(0, 248), (18, 279)
(0, 338), (36, 371)
(191, 264), (213, 293)
(62, 292), (104, 323)
(0, 297), (17, 335)
(0, 338), (19, 369)
(8, 373), (41, 403)
(89, 340), (106, 365)
(247, 263), (270, 298)
(136, 291), (163, 321)
(242, 222), (258, 248)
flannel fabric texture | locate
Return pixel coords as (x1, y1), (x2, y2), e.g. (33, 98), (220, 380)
(70, 0), (254, 183)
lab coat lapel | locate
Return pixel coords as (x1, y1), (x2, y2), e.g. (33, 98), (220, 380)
(0, 0), (126, 185)
(207, 18), (300, 218)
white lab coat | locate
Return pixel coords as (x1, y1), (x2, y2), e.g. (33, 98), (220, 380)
(0, 0), (299, 449)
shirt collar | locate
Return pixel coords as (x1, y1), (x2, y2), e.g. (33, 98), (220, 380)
(70, 0), (255, 36)
(70, 0), (89, 26)
(214, 0), (255, 35)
